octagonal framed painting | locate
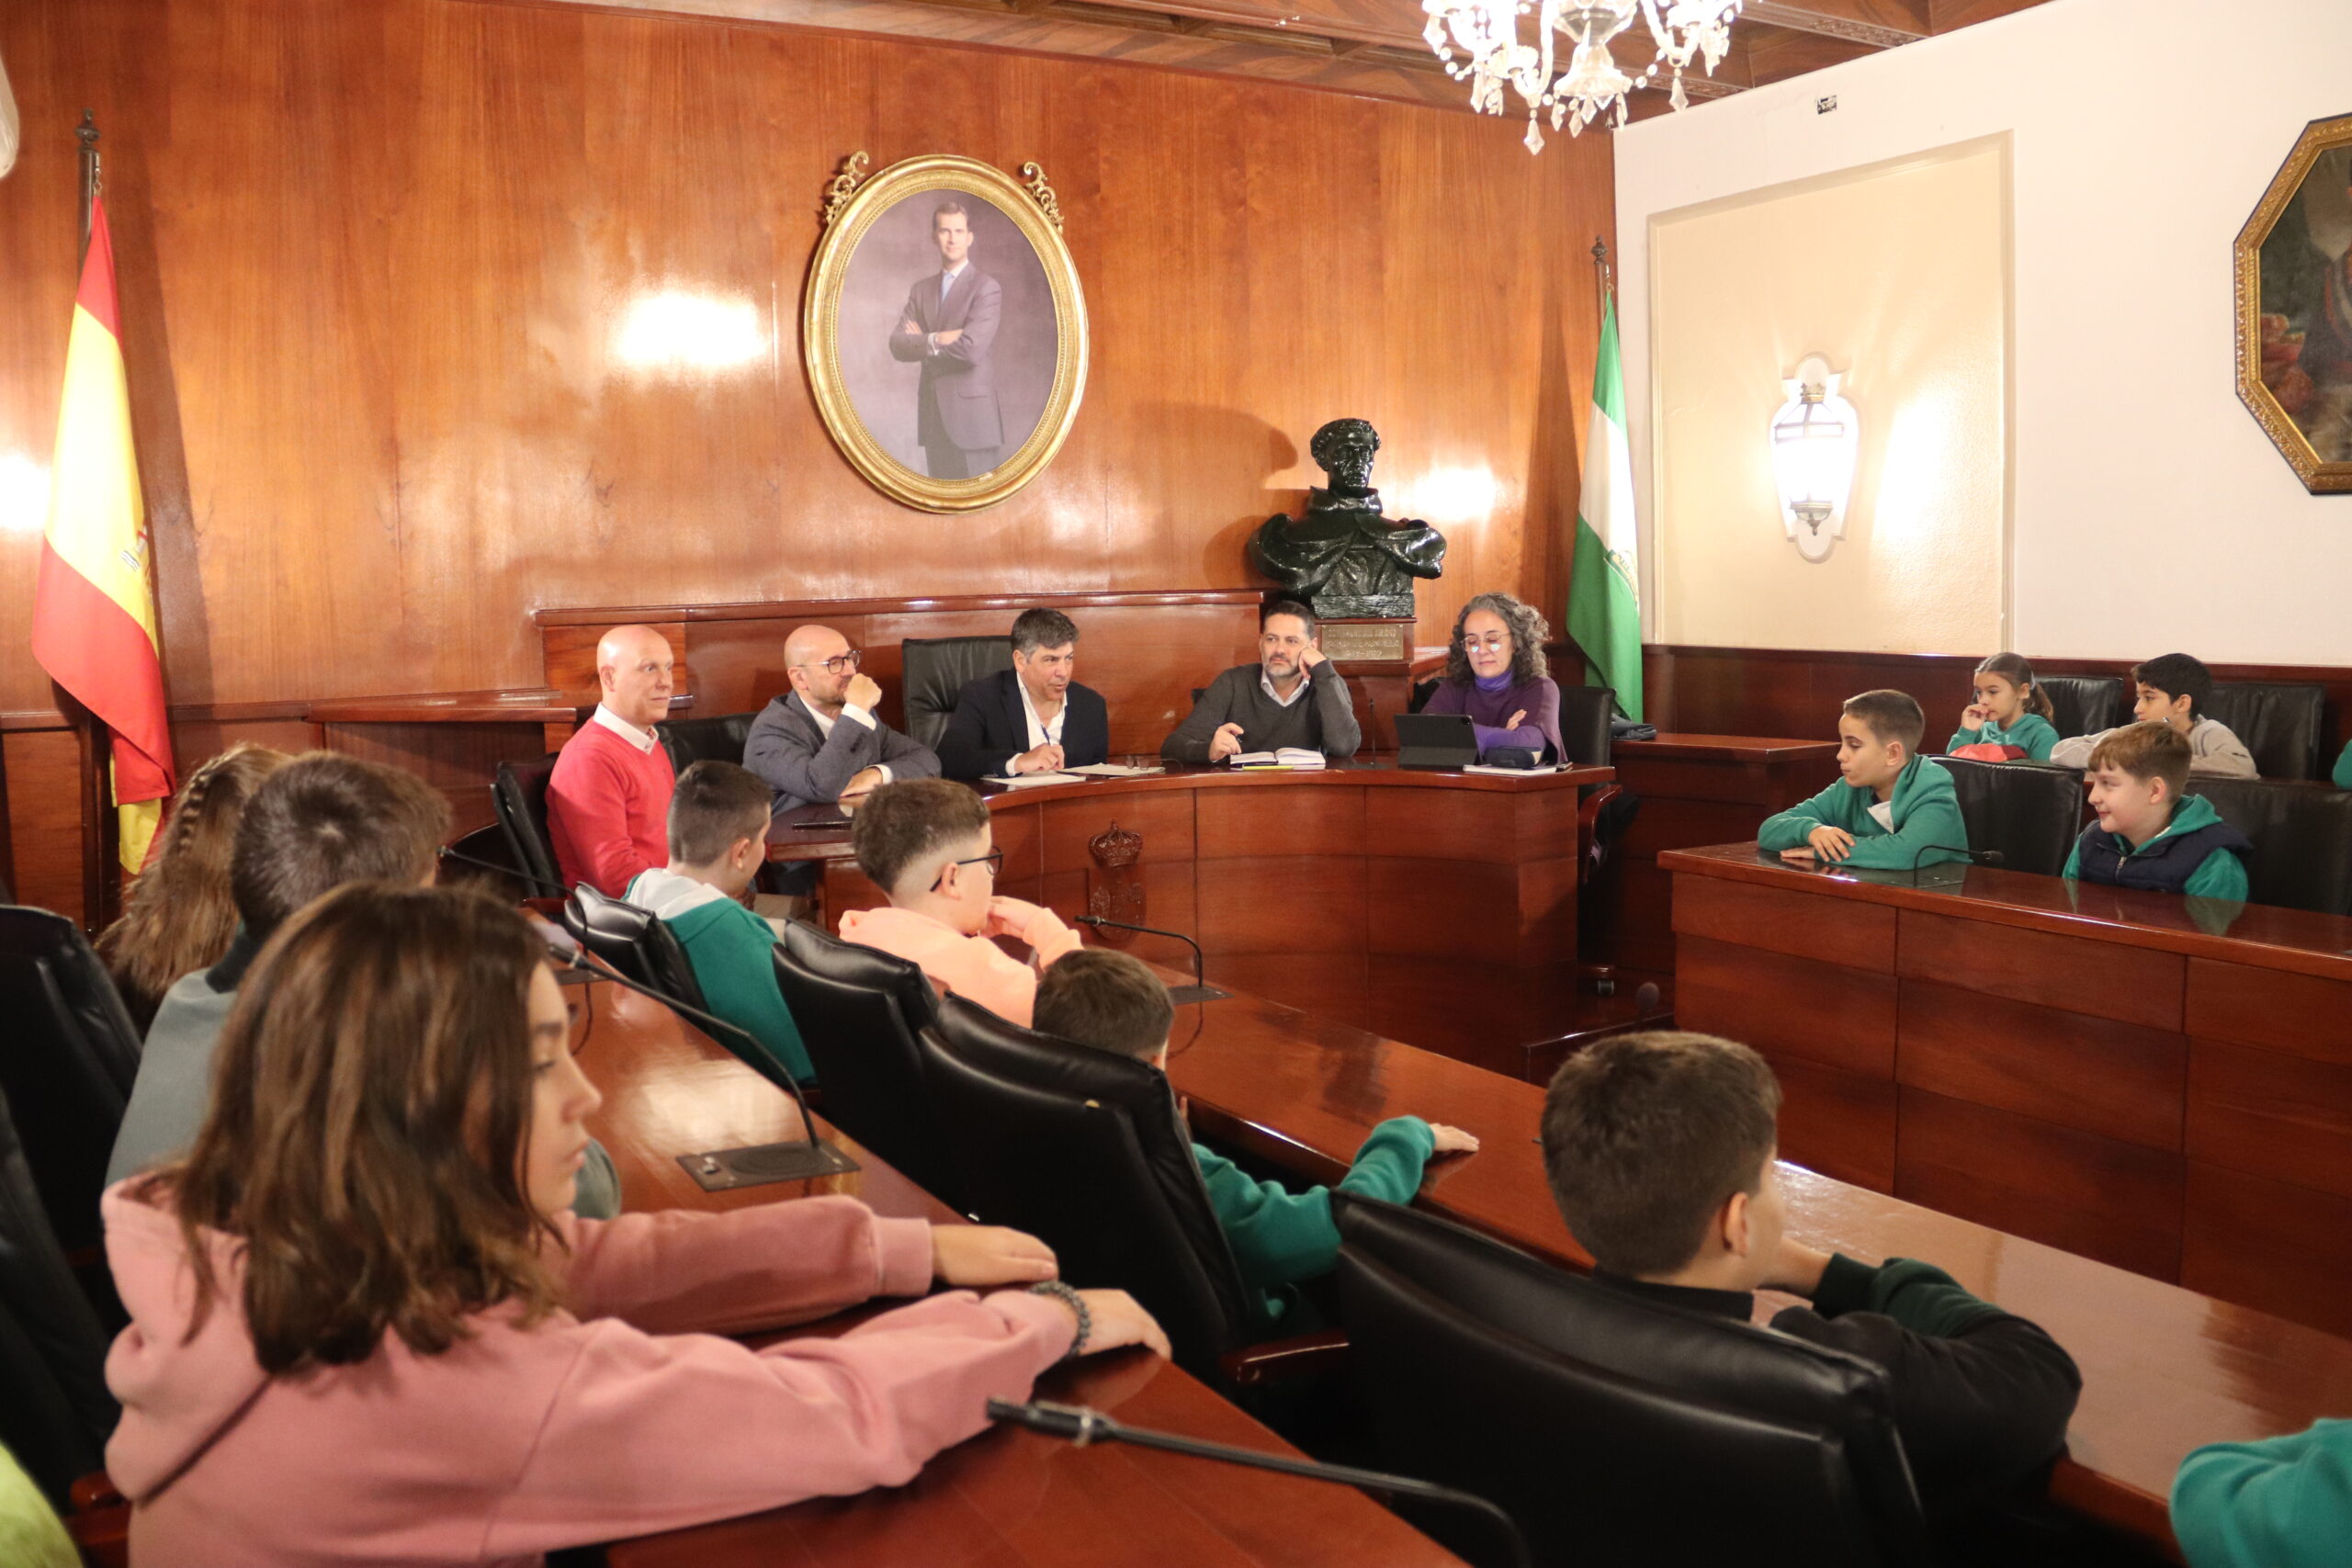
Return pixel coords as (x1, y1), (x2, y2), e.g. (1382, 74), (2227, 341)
(2237, 112), (2352, 493)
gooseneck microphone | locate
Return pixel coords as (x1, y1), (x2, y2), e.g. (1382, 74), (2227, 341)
(1073, 916), (1227, 1005)
(986, 1399), (1531, 1568)
(437, 842), (565, 897)
(528, 916), (857, 1184)
(1902, 843), (2004, 875)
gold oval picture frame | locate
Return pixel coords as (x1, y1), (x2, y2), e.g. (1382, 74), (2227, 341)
(804, 153), (1089, 513)
(2235, 112), (2352, 494)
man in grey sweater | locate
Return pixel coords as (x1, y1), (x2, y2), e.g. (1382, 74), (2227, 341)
(1162, 600), (1363, 762)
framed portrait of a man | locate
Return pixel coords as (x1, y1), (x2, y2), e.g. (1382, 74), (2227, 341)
(2237, 112), (2352, 493)
(804, 154), (1089, 512)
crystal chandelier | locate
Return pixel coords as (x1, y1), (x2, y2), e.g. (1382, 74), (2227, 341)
(1422, 0), (1743, 152)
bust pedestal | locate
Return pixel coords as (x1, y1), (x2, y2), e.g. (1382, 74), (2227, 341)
(1317, 616), (1415, 750)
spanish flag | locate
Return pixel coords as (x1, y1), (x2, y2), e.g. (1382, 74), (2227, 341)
(30, 195), (174, 873)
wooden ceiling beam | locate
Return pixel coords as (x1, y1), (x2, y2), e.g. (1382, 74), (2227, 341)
(1740, 0), (1928, 46)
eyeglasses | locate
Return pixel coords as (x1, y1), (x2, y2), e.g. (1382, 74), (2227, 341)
(1464, 633), (1511, 651)
(930, 847), (1004, 892)
(793, 648), (863, 677)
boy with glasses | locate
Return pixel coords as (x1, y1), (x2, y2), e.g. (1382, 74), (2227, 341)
(744, 623), (941, 816)
(838, 778), (1080, 1027)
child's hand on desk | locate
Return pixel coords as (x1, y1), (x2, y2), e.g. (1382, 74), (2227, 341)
(1071, 1291), (1172, 1360)
(1799, 824), (1855, 863)
(1430, 1123), (1481, 1155)
(933, 1224), (1059, 1287)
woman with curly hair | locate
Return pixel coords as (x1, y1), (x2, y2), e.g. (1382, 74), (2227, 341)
(1422, 592), (1565, 762)
(96, 743), (288, 1033)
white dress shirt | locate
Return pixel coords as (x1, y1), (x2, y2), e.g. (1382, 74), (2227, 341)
(1017, 677), (1067, 754)
(1260, 667), (1311, 709)
(591, 704), (659, 752)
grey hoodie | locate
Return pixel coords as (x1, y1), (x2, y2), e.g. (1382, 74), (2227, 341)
(2050, 718), (2258, 778)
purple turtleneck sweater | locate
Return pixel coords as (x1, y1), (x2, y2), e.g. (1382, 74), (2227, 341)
(1423, 673), (1564, 761)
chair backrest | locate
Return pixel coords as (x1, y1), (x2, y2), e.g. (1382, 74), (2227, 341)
(560, 884), (710, 1011)
(659, 712), (758, 776)
(0, 908), (142, 1259)
(493, 757), (562, 894)
(2182, 779), (2352, 915)
(1334, 1196), (1928, 1568)
(918, 994), (1256, 1377)
(902, 637), (1015, 751)
(2039, 675), (2128, 740)
(0, 1077), (119, 1506)
(2202, 682), (2327, 780)
(1556, 685), (1615, 767)
(772, 920), (960, 1205)
(1928, 757), (2085, 877)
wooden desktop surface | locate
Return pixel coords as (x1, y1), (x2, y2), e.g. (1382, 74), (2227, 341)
(1155, 979), (2352, 1553)
(766, 757), (1619, 1071)
(576, 982), (1464, 1568)
(1659, 842), (2352, 1344)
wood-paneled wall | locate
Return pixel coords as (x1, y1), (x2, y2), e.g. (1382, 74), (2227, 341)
(0, 0), (1611, 923)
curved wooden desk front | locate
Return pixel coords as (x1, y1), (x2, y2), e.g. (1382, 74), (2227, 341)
(769, 760), (1614, 1063)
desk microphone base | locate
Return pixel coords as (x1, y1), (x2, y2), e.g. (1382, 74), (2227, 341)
(1165, 985), (1231, 1005)
(678, 1140), (861, 1190)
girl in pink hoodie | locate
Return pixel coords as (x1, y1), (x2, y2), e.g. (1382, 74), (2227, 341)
(104, 883), (1165, 1565)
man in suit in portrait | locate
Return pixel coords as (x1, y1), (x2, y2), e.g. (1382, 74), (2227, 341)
(888, 198), (1005, 479)
(937, 608), (1112, 780)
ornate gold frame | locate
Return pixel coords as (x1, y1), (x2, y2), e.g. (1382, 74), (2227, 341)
(2234, 113), (2352, 495)
(804, 152), (1089, 513)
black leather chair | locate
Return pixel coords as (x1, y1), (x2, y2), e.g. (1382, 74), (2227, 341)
(1555, 684), (1613, 768)
(0, 1078), (119, 1506)
(560, 884), (711, 1011)
(2039, 676), (2127, 741)
(2202, 682), (2327, 780)
(771, 920), (960, 1207)
(1335, 1196), (1929, 1568)
(1928, 757), (2085, 877)
(1560, 686), (1638, 993)
(493, 757), (563, 896)
(916, 994), (1260, 1379)
(659, 711), (757, 775)
(0, 908), (141, 1265)
(2183, 779), (2352, 915)
(902, 636), (1015, 751)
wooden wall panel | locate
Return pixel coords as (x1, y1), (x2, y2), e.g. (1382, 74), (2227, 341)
(1894, 908), (2183, 1029)
(1897, 977), (2187, 1152)
(2, 731), (86, 922)
(1763, 1051), (1896, 1193)
(2183, 1163), (2352, 1341)
(0, 0), (1609, 726)
(1671, 874), (1895, 970)
(2188, 1039), (2352, 1201)
(1677, 935), (1896, 1077)
(321, 721), (546, 838)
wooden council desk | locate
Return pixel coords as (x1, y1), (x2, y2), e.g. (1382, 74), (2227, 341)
(768, 757), (1614, 1068)
(575, 982), (1463, 1568)
(1660, 841), (2352, 1344)
(1157, 977), (2352, 1555)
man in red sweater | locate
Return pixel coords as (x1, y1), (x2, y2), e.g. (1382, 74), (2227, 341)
(548, 624), (677, 896)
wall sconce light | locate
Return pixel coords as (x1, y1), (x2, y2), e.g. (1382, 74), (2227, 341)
(1770, 354), (1859, 563)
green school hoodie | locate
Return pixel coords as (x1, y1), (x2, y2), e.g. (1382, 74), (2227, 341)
(2060, 793), (2251, 902)
(2172, 1417), (2352, 1568)
(1946, 713), (2058, 761)
(1756, 755), (1970, 871)
(1193, 1115), (1434, 1319)
(2335, 739), (2352, 789)
(627, 870), (815, 1084)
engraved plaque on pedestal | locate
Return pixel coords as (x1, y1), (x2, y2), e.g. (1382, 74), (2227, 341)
(1317, 619), (1411, 662)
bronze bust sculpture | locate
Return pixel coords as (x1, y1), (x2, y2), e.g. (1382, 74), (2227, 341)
(1249, 418), (1446, 618)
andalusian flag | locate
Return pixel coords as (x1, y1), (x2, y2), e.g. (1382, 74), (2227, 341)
(31, 196), (174, 872)
(1566, 297), (1643, 722)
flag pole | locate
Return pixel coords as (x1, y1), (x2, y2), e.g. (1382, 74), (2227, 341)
(1590, 235), (1611, 312)
(70, 108), (120, 930)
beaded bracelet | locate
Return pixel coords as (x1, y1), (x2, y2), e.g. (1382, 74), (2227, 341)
(1028, 1280), (1091, 1361)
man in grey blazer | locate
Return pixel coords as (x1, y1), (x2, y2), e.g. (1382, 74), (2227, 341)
(888, 199), (1004, 480)
(743, 624), (942, 816)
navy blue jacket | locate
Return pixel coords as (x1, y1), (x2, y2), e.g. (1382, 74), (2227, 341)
(937, 669), (1111, 780)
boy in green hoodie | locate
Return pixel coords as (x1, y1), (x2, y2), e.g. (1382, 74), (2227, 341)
(2172, 1416), (2352, 1568)
(1032, 948), (1478, 1322)
(1758, 690), (1970, 871)
(2061, 722), (2251, 900)
(626, 760), (815, 1083)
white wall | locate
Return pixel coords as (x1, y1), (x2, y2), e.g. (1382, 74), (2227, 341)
(1614, 0), (2352, 665)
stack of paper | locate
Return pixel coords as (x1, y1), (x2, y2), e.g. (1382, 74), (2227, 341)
(984, 772), (1084, 788)
(1066, 762), (1166, 778)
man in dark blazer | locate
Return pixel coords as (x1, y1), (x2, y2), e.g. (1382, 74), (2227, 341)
(888, 199), (1004, 480)
(939, 608), (1111, 780)
(743, 624), (940, 816)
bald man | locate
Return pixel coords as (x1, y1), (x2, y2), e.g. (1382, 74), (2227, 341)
(546, 624), (678, 896)
(742, 625), (940, 817)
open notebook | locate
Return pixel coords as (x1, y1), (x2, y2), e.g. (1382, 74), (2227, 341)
(1230, 749), (1326, 770)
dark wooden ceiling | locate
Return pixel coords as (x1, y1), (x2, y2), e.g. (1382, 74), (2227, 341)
(543, 0), (2056, 122)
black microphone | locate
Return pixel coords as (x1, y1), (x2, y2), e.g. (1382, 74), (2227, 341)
(986, 1399), (1530, 1568)
(438, 842), (565, 897)
(528, 915), (857, 1185)
(1073, 916), (1227, 1005)
(1901, 842), (2004, 875)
